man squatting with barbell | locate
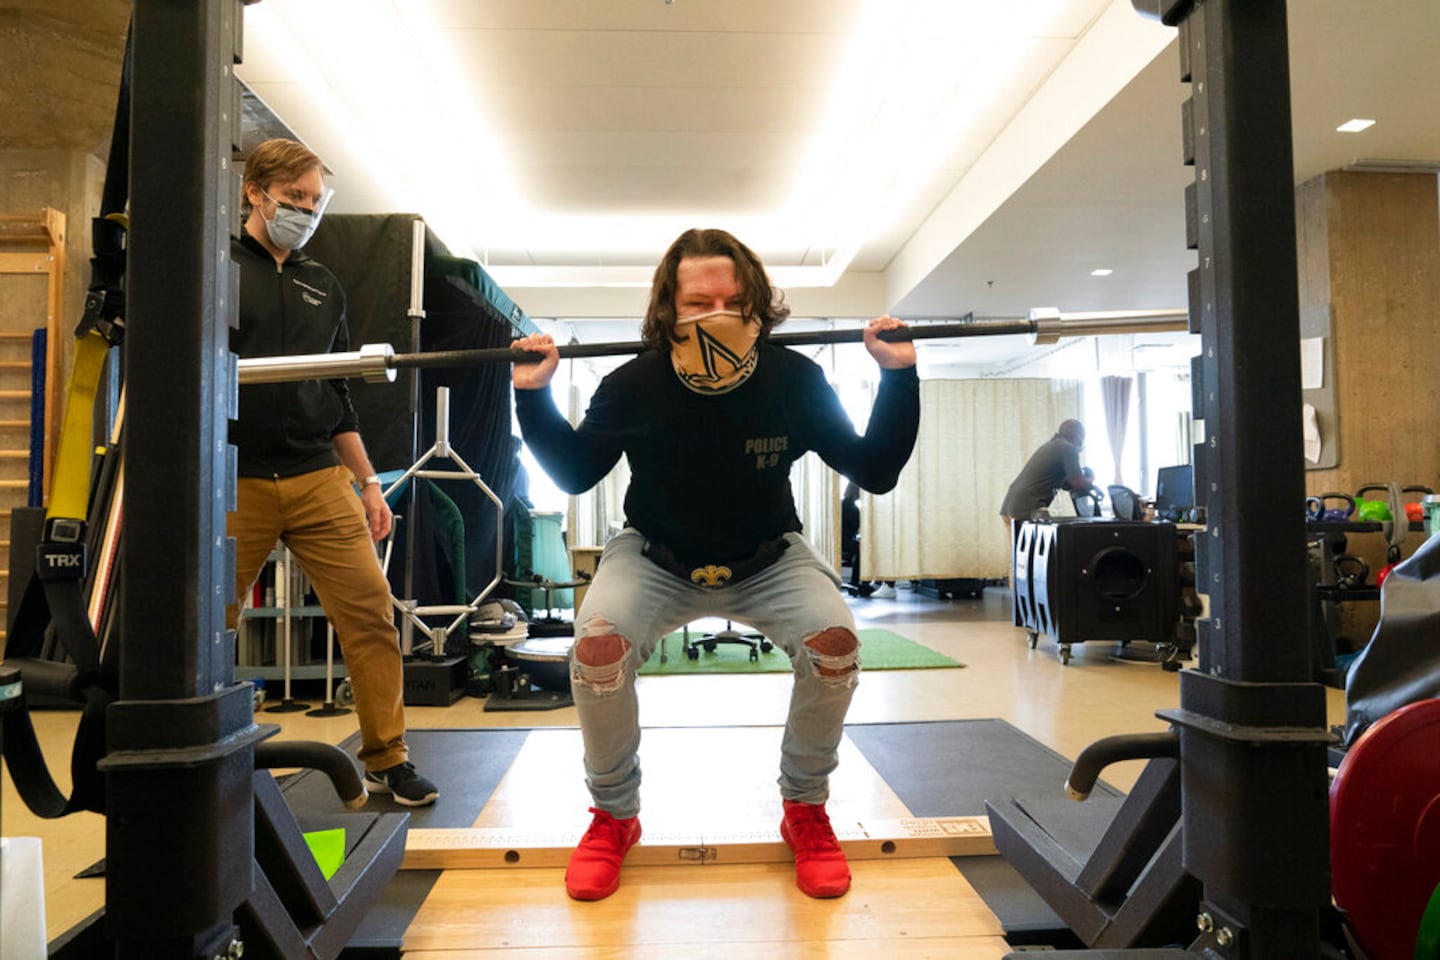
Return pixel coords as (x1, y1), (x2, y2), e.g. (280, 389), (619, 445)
(511, 227), (921, 900)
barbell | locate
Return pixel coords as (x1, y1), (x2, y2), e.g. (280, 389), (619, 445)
(236, 309), (1189, 385)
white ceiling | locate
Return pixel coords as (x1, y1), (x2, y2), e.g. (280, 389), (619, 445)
(235, 0), (1440, 374)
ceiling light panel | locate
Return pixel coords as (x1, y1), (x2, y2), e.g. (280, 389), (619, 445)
(243, 0), (1119, 287)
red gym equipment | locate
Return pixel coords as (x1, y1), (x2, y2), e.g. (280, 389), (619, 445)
(1331, 698), (1440, 960)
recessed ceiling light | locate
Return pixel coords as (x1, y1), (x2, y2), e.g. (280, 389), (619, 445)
(1336, 118), (1376, 133)
(1090, 268), (1113, 277)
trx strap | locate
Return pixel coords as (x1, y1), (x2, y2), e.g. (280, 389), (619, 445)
(1, 23), (131, 819)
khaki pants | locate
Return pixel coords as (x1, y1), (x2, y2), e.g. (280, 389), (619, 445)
(227, 465), (408, 772)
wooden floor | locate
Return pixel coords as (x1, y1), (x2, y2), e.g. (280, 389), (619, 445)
(2, 584), (1348, 956)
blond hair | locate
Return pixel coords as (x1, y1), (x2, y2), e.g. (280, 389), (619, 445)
(241, 138), (323, 212)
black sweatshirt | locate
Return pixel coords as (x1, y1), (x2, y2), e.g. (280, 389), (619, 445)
(230, 230), (360, 478)
(515, 344), (920, 564)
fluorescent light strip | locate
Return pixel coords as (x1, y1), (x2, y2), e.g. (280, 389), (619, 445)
(1336, 118), (1375, 133)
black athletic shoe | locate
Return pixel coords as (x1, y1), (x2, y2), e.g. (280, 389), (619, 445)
(364, 761), (439, 807)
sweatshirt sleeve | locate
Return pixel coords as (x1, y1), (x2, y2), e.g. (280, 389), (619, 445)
(513, 380), (625, 494)
(805, 362), (920, 493)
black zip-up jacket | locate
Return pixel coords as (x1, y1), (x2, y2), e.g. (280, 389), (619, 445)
(231, 229), (360, 478)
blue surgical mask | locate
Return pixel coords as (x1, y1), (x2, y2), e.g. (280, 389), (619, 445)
(261, 188), (332, 250)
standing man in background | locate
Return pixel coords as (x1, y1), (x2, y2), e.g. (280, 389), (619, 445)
(228, 137), (438, 807)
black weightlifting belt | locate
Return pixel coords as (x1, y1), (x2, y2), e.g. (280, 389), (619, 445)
(641, 535), (790, 589)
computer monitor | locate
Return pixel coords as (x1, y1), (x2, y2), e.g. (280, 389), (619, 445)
(1154, 464), (1194, 522)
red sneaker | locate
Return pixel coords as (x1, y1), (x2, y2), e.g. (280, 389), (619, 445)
(565, 807), (642, 900)
(780, 799), (851, 898)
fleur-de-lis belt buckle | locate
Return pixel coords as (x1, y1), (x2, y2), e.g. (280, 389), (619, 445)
(690, 564), (732, 588)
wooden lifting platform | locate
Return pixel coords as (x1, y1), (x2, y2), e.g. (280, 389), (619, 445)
(402, 815), (996, 871)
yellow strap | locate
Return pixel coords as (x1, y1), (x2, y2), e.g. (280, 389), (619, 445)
(46, 331), (111, 523)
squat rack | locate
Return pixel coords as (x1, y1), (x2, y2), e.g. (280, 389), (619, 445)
(74, 1), (1330, 958)
(986, 3), (1331, 958)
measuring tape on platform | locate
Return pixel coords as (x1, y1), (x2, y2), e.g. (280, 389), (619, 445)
(402, 815), (994, 870)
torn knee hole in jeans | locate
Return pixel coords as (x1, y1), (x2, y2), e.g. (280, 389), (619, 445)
(572, 617), (630, 693)
(804, 627), (859, 681)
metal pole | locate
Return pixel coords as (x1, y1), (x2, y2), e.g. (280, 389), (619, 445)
(231, 341), (395, 384)
(105, 2), (266, 956)
(236, 311), (1192, 385)
(402, 219), (427, 657)
(1133, 1), (1332, 956)
(264, 547), (308, 713)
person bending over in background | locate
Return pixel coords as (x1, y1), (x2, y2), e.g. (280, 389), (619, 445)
(511, 227), (920, 901)
(998, 418), (1094, 530)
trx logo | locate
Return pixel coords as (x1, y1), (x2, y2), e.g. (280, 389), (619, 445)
(690, 564), (732, 588)
(37, 543), (87, 580)
(744, 435), (789, 470)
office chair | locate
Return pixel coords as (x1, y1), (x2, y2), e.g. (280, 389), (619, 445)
(1108, 485), (1145, 521)
(1072, 488), (1103, 517)
(681, 620), (774, 662)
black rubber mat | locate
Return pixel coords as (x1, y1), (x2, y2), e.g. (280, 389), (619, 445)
(845, 719), (1124, 946)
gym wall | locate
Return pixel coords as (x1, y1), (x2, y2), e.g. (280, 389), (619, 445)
(1296, 169), (1440, 639)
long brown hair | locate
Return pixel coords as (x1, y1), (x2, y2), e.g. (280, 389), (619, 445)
(640, 228), (790, 351)
(241, 138), (323, 214)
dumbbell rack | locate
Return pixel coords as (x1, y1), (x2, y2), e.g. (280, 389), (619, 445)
(1307, 516), (1428, 687)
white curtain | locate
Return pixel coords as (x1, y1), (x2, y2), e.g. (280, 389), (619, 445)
(1101, 375), (1134, 487)
(793, 452), (841, 568)
(862, 378), (1084, 580)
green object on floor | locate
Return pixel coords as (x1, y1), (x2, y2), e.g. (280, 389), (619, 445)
(303, 828), (346, 881)
(638, 627), (962, 675)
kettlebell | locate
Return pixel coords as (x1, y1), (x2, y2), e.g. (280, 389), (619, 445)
(1357, 499), (1392, 522)
(1376, 544), (1401, 587)
(1307, 492), (1356, 522)
(1376, 544), (1399, 590)
(1377, 562), (1397, 588)
(1356, 484), (1394, 523)
(1333, 554), (1369, 590)
(1403, 485), (1434, 526)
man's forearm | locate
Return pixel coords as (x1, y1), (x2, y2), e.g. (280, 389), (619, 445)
(332, 430), (377, 484)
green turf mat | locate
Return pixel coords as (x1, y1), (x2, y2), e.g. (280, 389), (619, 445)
(639, 627), (963, 675)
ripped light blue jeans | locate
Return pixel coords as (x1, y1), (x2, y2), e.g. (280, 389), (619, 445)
(570, 527), (861, 819)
